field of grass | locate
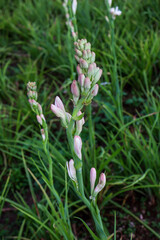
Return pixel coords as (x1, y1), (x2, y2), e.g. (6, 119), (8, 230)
(0, 0), (160, 239)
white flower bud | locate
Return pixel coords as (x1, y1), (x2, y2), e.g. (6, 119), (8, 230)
(71, 80), (80, 98)
(91, 84), (99, 97)
(40, 129), (45, 141)
(90, 168), (96, 194)
(72, 0), (77, 15)
(74, 135), (82, 160)
(51, 104), (66, 120)
(77, 64), (83, 74)
(93, 173), (106, 197)
(79, 58), (88, 69)
(37, 115), (42, 125)
(84, 77), (91, 91)
(93, 69), (102, 84)
(66, 159), (77, 182)
(76, 111), (85, 135)
(55, 96), (65, 113)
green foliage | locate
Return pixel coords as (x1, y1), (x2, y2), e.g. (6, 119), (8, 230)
(0, 0), (160, 238)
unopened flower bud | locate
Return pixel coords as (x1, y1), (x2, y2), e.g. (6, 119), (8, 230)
(75, 55), (80, 62)
(51, 104), (66, 120)
(90, 168), (96, 194)
(40, 114), (45, 122)
(72, 0), (77, 15)
(77, 64), (83, 74)
(79, 59), (88, 69)
(78, 74), (85, 88)
(72, 31), (77, 38)
(93, 173), (106, 196)
(88, 63), (96, 78)
(84, 77), (91, 90)
(74, 135), (82, 160)
(66, 159), (77, 182)
(71, 80), (80, 98)
(75, 49), (82, 57)
(37, 103), (42, 114)
(37, 115), (42, 125)
(93, 69), (102, 84)
(66, 112), (72, 123)
(87, 49), (92, 58)
(82, 50), (87, 59)
(91, 84), (99, 97)
(40, 129), (45, 141)
(85, 42), (91, 50)
(27, 82), (37, 91)
(55, 96), (65, 113)
(76, 111), (85, 135)
(90, 52), (96, 63)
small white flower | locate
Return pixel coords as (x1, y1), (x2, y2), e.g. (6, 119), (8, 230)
(110, 6), (122, 19)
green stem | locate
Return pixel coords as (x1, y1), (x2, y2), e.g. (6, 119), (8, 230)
(87, 104), (96, 168)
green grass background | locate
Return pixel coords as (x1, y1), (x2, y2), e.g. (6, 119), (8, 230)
(0, 0), (160, 238)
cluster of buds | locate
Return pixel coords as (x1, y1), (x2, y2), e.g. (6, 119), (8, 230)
(63, 0), (78, 39)
(90, 168), (106, 200)
(71, 39), (102, 105)
(27, 82), (47, 142)
(105, 0), (122, 21)
(51, 96), (84, 135)
(51, 96), (71, 128)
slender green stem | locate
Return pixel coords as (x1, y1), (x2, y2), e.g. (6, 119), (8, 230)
(87, 104), (96, 167)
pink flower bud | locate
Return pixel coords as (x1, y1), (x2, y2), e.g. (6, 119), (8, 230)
(79, 58), (88, 69)
(85, 42), (91, 50)
(93, 69), (102, 84)
(87, 49), (92, 58)
(71, 80), (80, 98)
(94, 173), (106, 196)
(90, 52), (96, 63)
(77, 64), (83, 74)
(55, 96), (65, 113)
(66, 112), (72, 123)
(40, 129), (45, 141)
(72, 31), (77, 38)
(91, 84), (99, 97)
(75, 49), (82, 57)
(37, 103), (42, 114)
(90, 168), (96, 193)
(78, 74), (85, 87)
(88, 63), (96, 78)
(51, 104), (66, 119)
(30, 99), (37, 107)
(76, 111), (85, 135)
(84, 77), (91, 90)
(37, 115), (42, 125)
(82, 50), (87, 59)
(74, 135), (82, 159)
(66, 159), (77, 182)
(75, 55), (80, 62)
(40, 114), (45, 122)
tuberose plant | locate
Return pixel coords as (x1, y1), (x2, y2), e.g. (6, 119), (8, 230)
(27, 37), (108, 239)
